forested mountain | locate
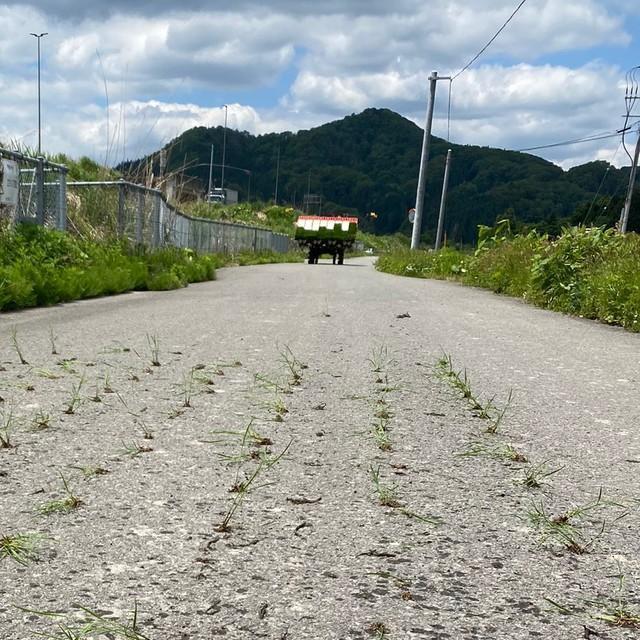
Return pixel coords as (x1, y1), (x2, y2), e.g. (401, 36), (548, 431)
(121, 108), (638, 242)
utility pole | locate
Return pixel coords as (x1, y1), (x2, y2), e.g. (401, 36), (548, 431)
(221, 105), (228, 194)
(30, 32), (48, 155)
(411, 71), (451, 250)
(274, 143), (281, 205)
(435, 149), (452, 250)
(620, 127), (640, 234)
(207, 144), (214, 198)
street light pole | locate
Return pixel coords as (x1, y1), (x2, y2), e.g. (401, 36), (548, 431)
(208, 144), (214, 197)
(411, 71), (451, 250)
(274, 143), (280, 205)
(30, 32), (48, 155)
(221, 105), (228, 195)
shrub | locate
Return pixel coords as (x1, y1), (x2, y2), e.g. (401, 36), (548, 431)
(376, 226), (640, 333)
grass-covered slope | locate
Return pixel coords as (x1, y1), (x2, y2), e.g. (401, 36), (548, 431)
(377, 226), (640, 332)
(180, 202), (298, 236)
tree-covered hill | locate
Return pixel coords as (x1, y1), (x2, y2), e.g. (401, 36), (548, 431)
(120, 108), (637, 243)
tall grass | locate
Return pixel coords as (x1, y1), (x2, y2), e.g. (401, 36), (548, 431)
(376, 226), (640, 333)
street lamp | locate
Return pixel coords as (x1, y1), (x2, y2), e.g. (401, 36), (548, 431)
(30, 32), (48, 155)
(221, 105), (228, 194)
(207, 144), (214, 198)
(274, 143), (280, 205)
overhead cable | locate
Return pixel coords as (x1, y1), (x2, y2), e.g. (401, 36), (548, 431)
(517, 130), (625, 152)
(452, 0), (528, 81)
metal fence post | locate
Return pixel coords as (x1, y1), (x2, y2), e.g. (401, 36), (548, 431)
(152, 193), (161, 248)
(57, 168), (67, 231)
(253, 227), (258, 251)
(136, 189), (144, 244)
(117, 179), (126, 236)
(36, 156), (45, 225)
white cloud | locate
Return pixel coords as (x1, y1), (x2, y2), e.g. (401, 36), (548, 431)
(0, 0), (635, 168)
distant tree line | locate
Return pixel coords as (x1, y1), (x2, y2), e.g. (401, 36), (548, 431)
(119, 108), (639, 244)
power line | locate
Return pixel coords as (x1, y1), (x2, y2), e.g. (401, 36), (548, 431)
(452, 0), (528, 81)
(582, 141), (622, 224)
(517, 131), (624, 153)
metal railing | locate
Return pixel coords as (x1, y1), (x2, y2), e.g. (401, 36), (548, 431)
(0, 148), (67, 230)
(66, 180), (293, 254)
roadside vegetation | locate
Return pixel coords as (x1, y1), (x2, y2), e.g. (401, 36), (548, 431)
(377, 223), (640, 332)
(0, 223), (216, 311)
(180, 201), (298, 236)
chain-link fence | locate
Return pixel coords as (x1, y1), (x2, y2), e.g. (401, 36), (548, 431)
(0, 148), (67, 229)
(67, 180), (294, 254)
(1, 148), (293, 254)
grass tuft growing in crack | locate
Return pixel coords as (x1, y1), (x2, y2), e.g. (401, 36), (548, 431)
(545, 562), (640, 628)
(278, 344), (307, 386)
(121, 441), (153, 458)
(370, 465), (401, 507)
(436, 353), (513, 432)
(589, 562), (640, 628)
(70, 464), (109, 478)
(30, 409), (52, 431)
(456, 439), (528, 463)
(0, 405), (16, 449)
(527, 489), (627, 554)
(216, 438), (292, 533)
(17, 602), (149, 639)
(9, 326), (29, 365)
(63, 376), (85, 415)
(38, 473), (83, 515)
(368, 345), (395, 373)
(146, 333), (161, 367)
(371, 417), (392, 451)
(48, 326), (59, 355)
(520, 461), (564, 489)
(0, 532), (43, 565)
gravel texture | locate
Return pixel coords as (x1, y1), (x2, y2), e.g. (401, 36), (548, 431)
(0, 257), (638, 639)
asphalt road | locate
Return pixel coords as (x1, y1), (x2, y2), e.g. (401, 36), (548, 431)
(0, 257), (638, 639)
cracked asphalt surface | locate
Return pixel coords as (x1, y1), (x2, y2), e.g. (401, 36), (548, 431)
(0, 256), (638, 639)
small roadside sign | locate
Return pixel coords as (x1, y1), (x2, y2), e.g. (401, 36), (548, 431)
(0, 158), (19, 207)
(408, 208), (416, 224)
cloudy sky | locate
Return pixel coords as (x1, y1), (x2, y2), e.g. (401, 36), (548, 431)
(1, 0), (638, 168)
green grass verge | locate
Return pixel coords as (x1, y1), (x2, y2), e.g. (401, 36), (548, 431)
(376, 226), (640, 333)
(0, 225), (304, 312)
(0, 223), (215, 311)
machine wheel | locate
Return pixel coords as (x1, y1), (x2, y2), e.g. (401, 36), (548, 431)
(337, 250), (344, 265)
